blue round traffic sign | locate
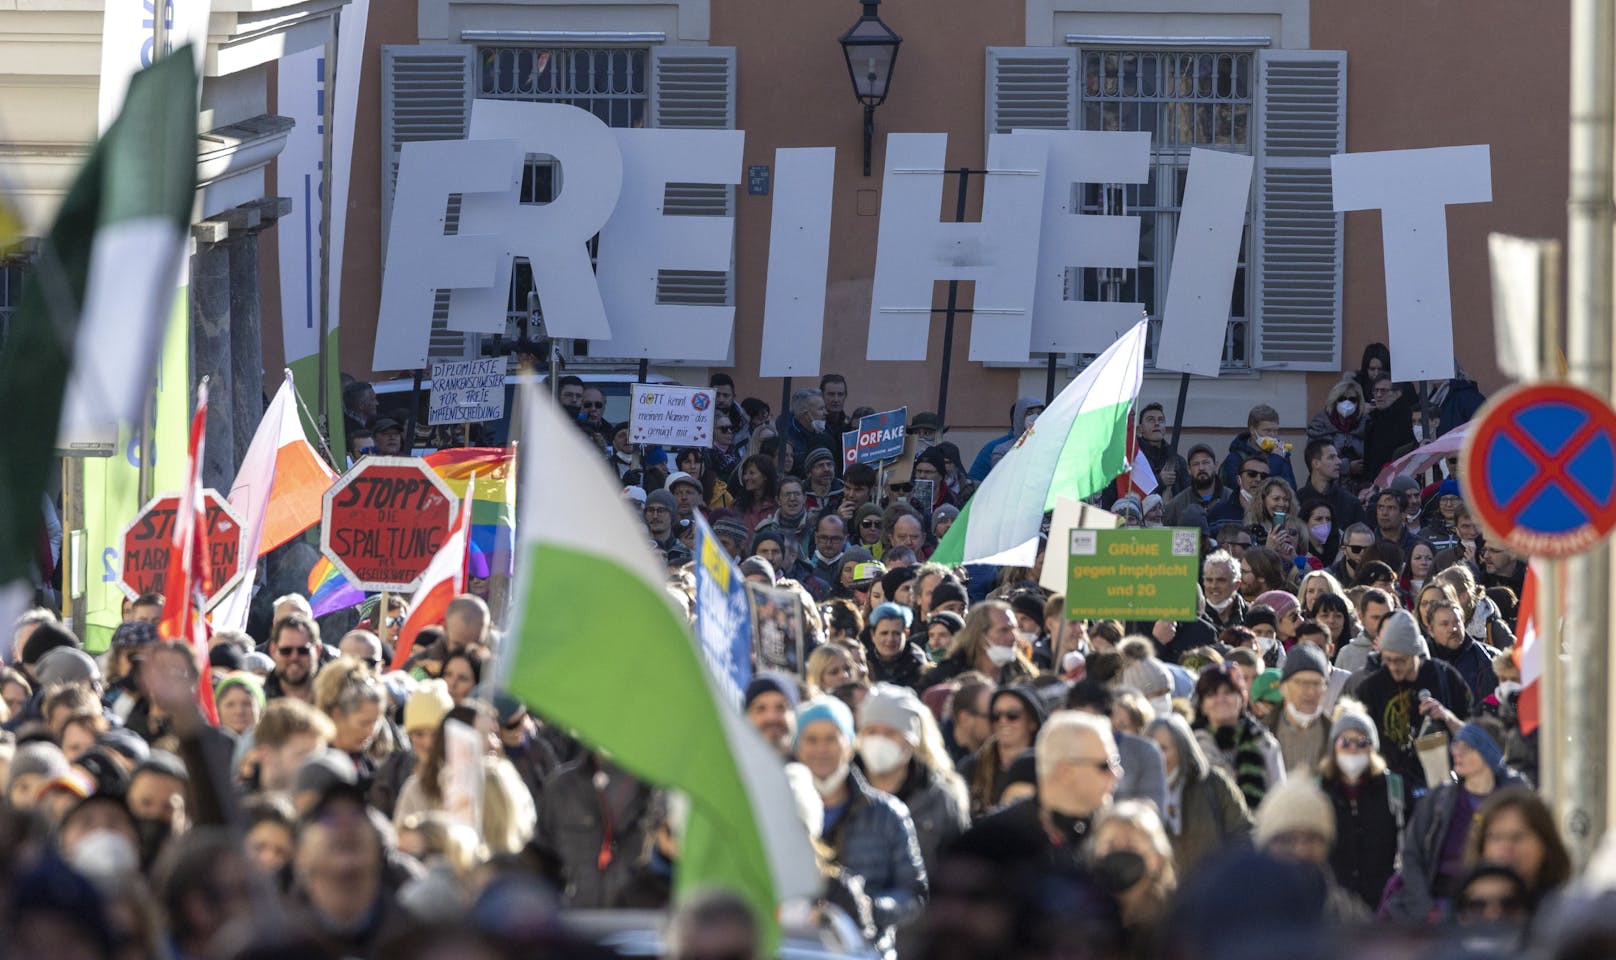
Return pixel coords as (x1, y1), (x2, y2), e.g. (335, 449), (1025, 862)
(1462, 383), (1616, 557)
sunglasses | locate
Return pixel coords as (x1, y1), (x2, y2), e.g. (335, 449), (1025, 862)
(1345, 545), (1366, 554)
(991, 709), (1025, 723)
(860, 519), (882, 528)
(1069, 756), (1124, 776)
(1241, 470), (1270, 480)
(888, 483), (914, 493)
(276, 645), (313, 658)
(1337, 737), (1372, 750)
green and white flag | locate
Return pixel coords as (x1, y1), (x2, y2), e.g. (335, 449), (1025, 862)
(0, 52), (196, 621)
(932, 319), (1148, 567)
(505, 386), (819, 944)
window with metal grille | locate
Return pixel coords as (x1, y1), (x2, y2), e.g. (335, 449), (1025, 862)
(0, 262), (25, 351)
(1077, 50), (1254, 369)
(478, 47), (648, 358)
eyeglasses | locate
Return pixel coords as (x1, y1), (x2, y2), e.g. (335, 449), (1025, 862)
(1241, 470), (1270, 480)
(644, 505), (671, 516)
(276, 645), (313, 658)
(991, 709), (1025, 723)
(1068, 755), (1124, 777)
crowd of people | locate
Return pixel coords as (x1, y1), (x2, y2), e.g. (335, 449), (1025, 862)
(4, 342), (1614, 960)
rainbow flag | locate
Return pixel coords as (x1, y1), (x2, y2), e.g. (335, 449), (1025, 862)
(308, 555), (364, 616)
(423, 447), (517, 578)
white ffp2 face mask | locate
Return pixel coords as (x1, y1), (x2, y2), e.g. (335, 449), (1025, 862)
(1336, 753), (1370, 780)
(986, 644), (1018, 666)
(812, 761), (850, 797)
(857, 737), (909, 776)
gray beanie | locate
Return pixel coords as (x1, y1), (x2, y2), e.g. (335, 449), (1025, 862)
(1377, 610), (1427, 658)
(1281, 643), (1329, 682)
(857, 683), (926, 746)
(740, 557), (776, 582)
(9, 742), (68, 791)
(1121, 654), (1173, 699)
(34, 647), (101, 689)
(646, 489), (678, 515)
(1329, 710), (1379, 752)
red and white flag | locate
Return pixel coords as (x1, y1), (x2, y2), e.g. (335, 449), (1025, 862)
(1515, 561), (1543, 736)
(389, 477), (474, 671)
(214, 372), (339, 632)
(157, 380), (219, 725)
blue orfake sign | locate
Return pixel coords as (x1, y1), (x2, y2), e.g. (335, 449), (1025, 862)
(1463, 383), (1616, 558)
(693, 514), (753, 704)
(841, 406), (908, 466)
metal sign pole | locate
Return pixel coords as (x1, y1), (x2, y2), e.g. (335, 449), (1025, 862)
(1565, 0), (1613, 859)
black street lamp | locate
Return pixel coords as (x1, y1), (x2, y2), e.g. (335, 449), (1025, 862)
(838, 0), (902, 176)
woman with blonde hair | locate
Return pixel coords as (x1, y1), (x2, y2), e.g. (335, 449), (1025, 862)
(1434, 563), (1516, 650)
(1090, 800), (1178, 955)
(1308, 375), (1368, 485)
(854, 684), (969, 876)
(806, 644), (860, 696)
(1298, 569), (1348, 620)
(394, 703), (537, 856)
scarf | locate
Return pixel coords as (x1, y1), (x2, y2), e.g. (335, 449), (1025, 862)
(1204, 715), (1271, 809)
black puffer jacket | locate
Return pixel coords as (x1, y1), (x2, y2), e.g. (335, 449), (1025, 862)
(866, 642), (933, 692)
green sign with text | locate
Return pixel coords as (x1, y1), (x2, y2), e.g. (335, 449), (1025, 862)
(1066, 527), (1200, 620)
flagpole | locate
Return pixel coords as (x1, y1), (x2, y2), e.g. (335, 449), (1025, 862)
(138, 0), (168, 506)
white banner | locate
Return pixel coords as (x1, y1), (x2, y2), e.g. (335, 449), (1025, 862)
(428, 358), (505, 424)
(758, 147), (835, 377)
(629, 384), (716, 448)
(325, 0), (369, 358)
(1154, 149), (1255, 377)
(276, 46), (324, 364)
(1332, 145), (1492, 382)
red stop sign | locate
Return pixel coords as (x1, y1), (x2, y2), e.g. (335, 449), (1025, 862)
(321, 457), (460, 592)
(119, 490), (247, 610)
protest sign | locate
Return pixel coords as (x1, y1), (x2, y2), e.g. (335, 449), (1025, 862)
(747, 582), (805, 675)
(442, 718), (484, 832)
(1039, 496), (1124, 594)
(321, 457), (460, 592)
(119, 490), (246, 609)
(428, 358), (505, 425)
(842, 407), (907, 465)
(694, 515), (752, 706)
(629, 384), (715, 447)
(1066, 527), (1200, 620)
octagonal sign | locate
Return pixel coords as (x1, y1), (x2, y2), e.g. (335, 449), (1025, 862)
(321, 456), (460, 592)
(119, 490), (247, 610)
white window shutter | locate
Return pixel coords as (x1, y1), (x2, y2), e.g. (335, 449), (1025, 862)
(985, 47), (1076, 147)
(381, 44), (476, 361)
(1252, 49), (1346, 371)
(650, 46), (737, 362)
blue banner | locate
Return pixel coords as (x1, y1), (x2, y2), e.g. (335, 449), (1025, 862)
(693, 514), (753, 706)
(852, 406), (908, 464)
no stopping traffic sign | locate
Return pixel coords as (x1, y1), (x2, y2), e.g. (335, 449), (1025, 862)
(1462, 382), (1616, 558)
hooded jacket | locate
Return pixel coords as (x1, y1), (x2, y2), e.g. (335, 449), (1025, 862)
(1147, 714), (1254, 871)
(1382, 765), (1526, 922)
(1218, 431), (1297, 490)
(1428, 633), (1500, 703)
(968, 396), (1043, 482)
(1432, 377), (1485, 438)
